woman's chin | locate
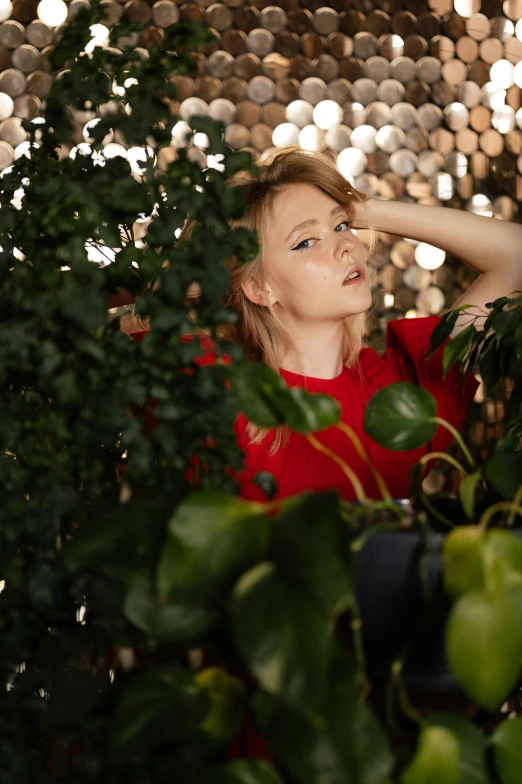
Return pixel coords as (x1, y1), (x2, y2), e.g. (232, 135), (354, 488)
(340, 287), (373, 316)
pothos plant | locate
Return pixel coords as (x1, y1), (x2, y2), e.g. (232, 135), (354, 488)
(1, 0), (522, 782)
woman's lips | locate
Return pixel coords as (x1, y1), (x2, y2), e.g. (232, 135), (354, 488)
(342, 265), (366, 286)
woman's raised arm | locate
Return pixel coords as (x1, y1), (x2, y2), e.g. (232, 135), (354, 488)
(353, 198), (522, 334)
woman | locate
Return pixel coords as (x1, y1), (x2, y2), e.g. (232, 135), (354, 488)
(126, 147), (522, 500)
(220, 147), (522, 502)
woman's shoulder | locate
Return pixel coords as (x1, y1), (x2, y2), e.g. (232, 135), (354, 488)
(357, 315), (441, 374)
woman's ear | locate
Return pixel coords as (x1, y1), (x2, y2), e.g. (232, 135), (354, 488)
(241, 278), (272, 307)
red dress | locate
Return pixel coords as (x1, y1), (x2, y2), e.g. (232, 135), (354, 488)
(234, 315), (479, 502)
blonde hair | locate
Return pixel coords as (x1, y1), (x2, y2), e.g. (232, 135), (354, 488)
(123, 147), (377, 453)
(222, 146), (377, 453)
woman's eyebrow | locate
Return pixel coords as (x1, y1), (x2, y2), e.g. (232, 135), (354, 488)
(284, 206), (347, 244)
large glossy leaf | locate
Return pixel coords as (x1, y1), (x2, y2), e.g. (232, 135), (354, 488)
(231, 562), (333, 716)
(484, 530), (522, 577)
(490, 716), (522, 784)
(204, 760), (284, 784)
(483, 530), (522, 624)
(446, 591), (522, 709)
(283, 387), (341, 433)
(429, 713), (487, 784)
(230, 363), (288, 428)
(157, 490), (270, 603)
(271, 491), (353, 617)
(485, 452), (522, 500)
(401, 726), (460, 784)
(231, 363), (341, 433)
(252, 646), (392, 784)
(364, 382), (437, 451)
(442, 526), (485, 599)
(111, 667), (208, 751)
(124, 574), (217, 641)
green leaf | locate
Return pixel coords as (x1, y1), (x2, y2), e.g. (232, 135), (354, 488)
(428, 713), (487, 784)
(486, 452), (522, 500)
(194, 667), (246, 743)
(479, 336), (502, 395)
(231, 363), (288, 428)
(442, 325), (476, 377)
(124, 575), (217, 641)
(252, 645), (392, 784)
(283, 387), (341, 433)
(272, 492), (353, 616)
(401, 726), (460, 784)
(111, 667), (208, 751)
(446, 591), (522, 709)
(490, 717), (522, 784)
(252, 471), (277, 500)
(231, 562), (333, 716)
(204, 760), (284, 784)
(231, 363), (341, 433)
(156, 490), (270, 603)
(514, 322), (522, 360)
(364, 382), (437, 451)
(495, 431), (519, 455)
(490, 309), (521, 347)
(485, 296), (511, 311)
(484, 529), (522, 578)
(426, 310), (462, 359)
(458, 472), (482, 520)
(442, 526), (485, 599)
(483, 530), (522, 625)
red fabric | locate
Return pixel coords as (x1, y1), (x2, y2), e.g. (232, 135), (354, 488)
(235, 315), (479, 502)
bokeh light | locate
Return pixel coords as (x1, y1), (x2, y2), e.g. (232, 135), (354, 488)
(37, 0), (67, 26)
(415, 243), (446, 270)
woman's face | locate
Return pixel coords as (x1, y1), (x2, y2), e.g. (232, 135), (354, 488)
(259, 183), (372, 325)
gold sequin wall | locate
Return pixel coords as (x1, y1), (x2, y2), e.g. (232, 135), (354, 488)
(0, 0), (520, 471)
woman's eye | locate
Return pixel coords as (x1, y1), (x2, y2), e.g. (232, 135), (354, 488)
(334, 220), (351, 232)
(292, 238), (314, 251)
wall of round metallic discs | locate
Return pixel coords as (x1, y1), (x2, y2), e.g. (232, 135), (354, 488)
(0, 0), (519, 469)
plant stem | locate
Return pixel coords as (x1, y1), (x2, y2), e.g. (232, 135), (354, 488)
(432, 417), (475, 469)
(479, 501), (522, 531)
(336, 422), (392, 501)
(418, 451), (467, 477)
(351, 521), (404, 552)
(349, 594), (369, 696)
(416, 510), (438, 603)
(306, 434), (368, 503)
(508, 484), (522, 527)
(420, 492), (455, 529)
(391, 659), (423, 725)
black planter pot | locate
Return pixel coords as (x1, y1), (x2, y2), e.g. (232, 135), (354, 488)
(354, 500), (522, 693)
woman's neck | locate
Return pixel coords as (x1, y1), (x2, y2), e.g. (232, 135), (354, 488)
(279, 321), (345, 380)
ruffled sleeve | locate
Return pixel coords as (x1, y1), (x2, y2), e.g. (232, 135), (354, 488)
(381, 315), (479, 455)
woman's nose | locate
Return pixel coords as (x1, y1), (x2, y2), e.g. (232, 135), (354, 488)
(335, 237), (355, 261)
